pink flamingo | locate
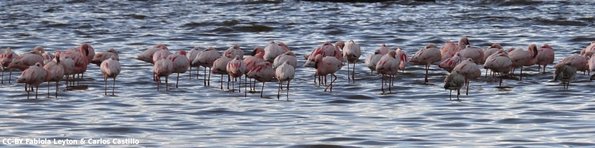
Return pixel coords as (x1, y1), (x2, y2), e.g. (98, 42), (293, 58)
(43, 55), (65, 98)
(60, 47), (89, 85)
(56, 51), (76, 87)
(17, 63), (47, 99)
(556, 54), (589, 75)
(247, 61), (275, 97)
(212, 56), (232, 90)
(244, 47), (266, 91)
(535, 44), (555, 73)
(396, 48), (408, 72)
(91, 48), (118, 66)
(41, 51), (54, 65)
(440, 40), (459, 61)
(78, 43), (95, 64)
(364, 44), (390, 74)
(224, 44), (244, 58)
(227, 55), (247, 94)
(273, 51), (298, 69)
(452, 58), (481, 95)
(554, 63), (576, 89)
(1, 48), (18, 84)
(457, 36), (470, 50)
(100, 56), (121, 95)
(375, 51), (399, 94)
(152, 48), (171, 64)
(459, 45), (485, 64)
(137, 44), (168, 63)
(483, 43), (504, 60)
(153, 57), (173, 91)
(342, 40), (361, 82)
(580, 41), (595, 57)
(483, 50), (513, 86)
(275, 61), (295, 100)
(187, 47), (202, 79)
(410, 43), (441, 83)
(8, 52), (44, 71)
(168, 50), (189, 88)
(444, 71), (465, 100)
(508, 44), (538, 80)
(439, 52), (463, 72)
(264, 41), (285, 62)
(312, 54), (342, 92)
(192, 47), (221, 86)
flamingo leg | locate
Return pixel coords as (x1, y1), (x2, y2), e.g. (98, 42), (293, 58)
(176, 73), (180, 88)
(9, 71), (12, 84)
(220, 74), (223, 90)
(381, 74), (385, 94)
(277, 80), (281, 100)
(261, 82), (265, 98)
(352, 63), (356, 82)
(47, 81), (50, 98)
(165, 76), (169, 91)
(347, 61), (350, 82)
(35, 85), (39, 99)
(286, 79), (290, 101)
(188, 67), (192, 79)
(112, 77), (116, 96)
(104, 77), (108, 95)
(457, 89), (460, 101)
(520, 66), (523, 80)
(465, 79), (469, 96)
(449, 89), (452, 100)
(425, 64), (429, 83)
(55, 81), (59, 98)
(157, 76), (160, 91)
(203, 67), (207, 86)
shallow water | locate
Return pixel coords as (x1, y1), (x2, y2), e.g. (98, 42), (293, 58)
(0, 0), (594, 147)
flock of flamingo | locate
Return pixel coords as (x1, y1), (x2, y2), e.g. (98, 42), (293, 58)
(1, 36), (594, 100)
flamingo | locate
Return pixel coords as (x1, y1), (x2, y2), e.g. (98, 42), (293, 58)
(535, 44), (555, 73)
(444, 71), (465, 100)
(409, 43), (441, 83)
(154, 57), (173, 91)
(275, 61), (295, 100)
(457, 36), (470, 50)
(187, 46), (203, 79)
(56, 51), (76, 87)
(580, 41), (595, 57)
(43, 55), (65, 98)
(375, 50), (399, 94)
(244, 47), (266, 91)
(78, 43), (95, 64)
(152, 48), (172, 64)
(312, 54), (343, 92)
(1, 48), (18, 84)
(452, 58), (481, 95)
(483, 50), (513, 86)
(227, 55), (247, 94)
(440, 40), (459, 61)
(60, 47), (90, 86)
(212, 56), (232, 90)
(554, 63), (577, 89)
(556, 54), (589, 75)
(247, 61), (275, 97)
(7, 52), (44, 71)
(439, 52), (463, 72)
(273, 51), (298, 69)
(508, 44), (538, 80)
(100, 56), (121, 95)
(138, 44), (168, 64)
(483, 43), (504, 62)
(364, 44), (390, 74)
(396, 47), (408, 72)
(342, 40), (361, 82)
(459, 45), (485, 64)
(305, 41), (340, 67)
(192, 47), (220, 86)
(17, 63), (47, 99)
(264, 41), (285, 62)
(224, 44), (244, 58)
(91, 48), (119, 66)
(168, 50), (190, 88)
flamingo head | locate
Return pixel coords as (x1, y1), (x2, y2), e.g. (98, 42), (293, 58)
(251, 47), (264, 56)
(529, 44), (538, 58)
(490, 43), (502, 49)
(178, 50), (187, 56)
(459, 36), (470, 46)
(334, 40), (345, 49)
(154, 44), (168, 50)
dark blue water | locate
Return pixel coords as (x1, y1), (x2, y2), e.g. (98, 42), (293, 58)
(0, 0), (594, 147)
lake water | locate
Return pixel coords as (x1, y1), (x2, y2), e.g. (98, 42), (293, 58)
(0, 0), (594, 147)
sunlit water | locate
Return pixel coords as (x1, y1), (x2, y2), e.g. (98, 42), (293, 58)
(0, 0), (594, 147)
